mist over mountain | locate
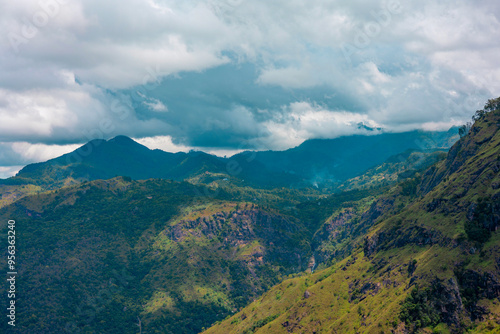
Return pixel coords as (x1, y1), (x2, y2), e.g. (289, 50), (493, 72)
(232, 128), (458, 186)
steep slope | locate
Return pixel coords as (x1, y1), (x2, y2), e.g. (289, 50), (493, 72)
(0, 158), (422, 333)
(204, 108), (499, 333)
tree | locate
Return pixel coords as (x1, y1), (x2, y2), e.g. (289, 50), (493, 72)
(472, 109), (485, 121)
(472, 96), (500, 121)
(484, 97), (500, 112)
(458, 122), (472, 138)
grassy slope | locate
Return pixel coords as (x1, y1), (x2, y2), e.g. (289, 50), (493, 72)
(204, 110), (500, 333)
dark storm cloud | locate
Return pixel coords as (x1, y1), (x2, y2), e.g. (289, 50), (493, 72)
(126, 63), (364, 148)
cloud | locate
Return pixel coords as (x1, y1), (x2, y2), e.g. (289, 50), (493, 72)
(134, 135), (243, 157)
(10, 142), (81, 162)
(137, 92), (168, 112)
(258, 102), (382, 150)
(0, 166), (23, 179)
(0, 141), (79, 168)
(0, 0), (499, 169)
(144, 100), (168, 112)
(1, 0), (231, 89)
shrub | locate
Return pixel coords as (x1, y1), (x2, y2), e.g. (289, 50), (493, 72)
(399, 286), (440, 331)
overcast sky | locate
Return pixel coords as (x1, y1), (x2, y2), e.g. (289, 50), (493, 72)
(1, 0), (499, 177)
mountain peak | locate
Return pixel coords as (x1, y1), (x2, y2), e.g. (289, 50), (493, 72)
(108, 135), (137, 145)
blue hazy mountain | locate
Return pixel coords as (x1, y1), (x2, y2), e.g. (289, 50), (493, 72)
(1, 128), (458, 189)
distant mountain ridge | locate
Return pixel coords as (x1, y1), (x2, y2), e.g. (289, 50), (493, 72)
(233, 128), (458, 186)
(1, 129), (459, 190)
(3, 135), (228, 188)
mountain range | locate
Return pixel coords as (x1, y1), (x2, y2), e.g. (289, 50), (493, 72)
(1, 128), (458, 191)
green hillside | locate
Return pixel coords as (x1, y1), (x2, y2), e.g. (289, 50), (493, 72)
(204, 104), (500, 333)
(0, 129), (457, 211)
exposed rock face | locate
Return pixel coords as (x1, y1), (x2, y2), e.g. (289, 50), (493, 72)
(400, 277), (465, 331)
(364, 225), (448, 258)
(401, 269), (500, 330)
(170, 209), (287, 242)
(363, 236), (378, 258)
(349, 280), (381, 302)
(314, 197), (397, 263)
(362, 197), (395, 222)
(426, 198), (449, 213)
(430, 278), (463, 327)
(167, 208), (309, 270)
(313, 209), (355, 243)
(455, 268), (500, 320)
(468, 198), (500, 231)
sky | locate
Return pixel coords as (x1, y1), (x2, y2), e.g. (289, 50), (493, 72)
(1, 0), (499, 177)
